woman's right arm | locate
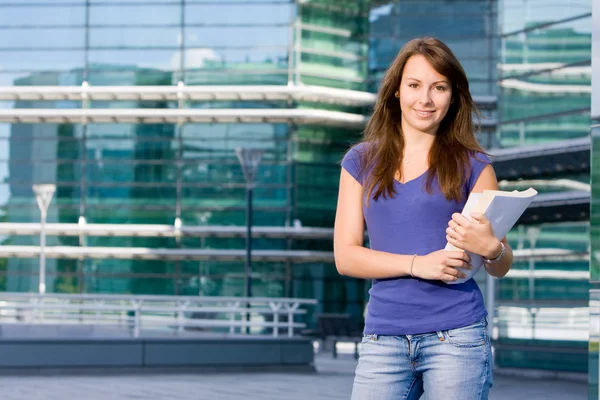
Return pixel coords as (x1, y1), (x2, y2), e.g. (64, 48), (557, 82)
(333, 168), (470, 281)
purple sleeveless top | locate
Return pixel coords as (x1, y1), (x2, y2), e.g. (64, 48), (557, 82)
(341, 143), (491, 335)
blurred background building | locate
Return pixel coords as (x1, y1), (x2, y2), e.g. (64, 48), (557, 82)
(589, 0), (599, 397)
(0, 0), (596, 386)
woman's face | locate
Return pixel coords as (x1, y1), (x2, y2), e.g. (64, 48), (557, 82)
(398, 54), (453, 136)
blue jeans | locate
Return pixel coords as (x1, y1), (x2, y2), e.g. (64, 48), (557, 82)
(351, 318), (493, 400)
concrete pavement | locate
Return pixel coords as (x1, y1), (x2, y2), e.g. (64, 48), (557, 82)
(0, 353), (587, 399)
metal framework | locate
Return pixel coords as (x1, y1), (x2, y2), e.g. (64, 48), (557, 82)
(0, 223), (334, 239)
(522, 190), (590, 224)
(0, 185), (589, 239)
(0, 245), (587, 264)
(499, 179), (590, 192)
(0, 84), (497, 109)
(0, 292), (317, 338)
(0, 245), (334, 262)
(0, 108), (369, 128)
(491, 137), (590, 180)
(0, 84), (499, 128)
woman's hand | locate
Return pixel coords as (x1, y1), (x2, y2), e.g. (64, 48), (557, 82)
(411, 250), (472, 283)
(446, 212), (502, 259)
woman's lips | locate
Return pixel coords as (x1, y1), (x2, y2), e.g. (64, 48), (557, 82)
(414, 109), (435, 117)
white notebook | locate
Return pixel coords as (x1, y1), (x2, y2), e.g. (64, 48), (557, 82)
(445, 187), (538, 284)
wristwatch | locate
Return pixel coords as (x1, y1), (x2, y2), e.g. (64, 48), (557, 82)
(483, 241), (505, 264)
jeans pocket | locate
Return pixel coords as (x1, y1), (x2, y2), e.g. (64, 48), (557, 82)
(361, 334), (377, 344)
(444, 320), (487, 348)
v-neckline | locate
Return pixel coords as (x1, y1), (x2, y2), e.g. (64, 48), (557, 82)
(394, 169), (428, 186)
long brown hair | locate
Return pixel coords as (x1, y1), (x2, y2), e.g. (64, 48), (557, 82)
(357, 37), (485, 205)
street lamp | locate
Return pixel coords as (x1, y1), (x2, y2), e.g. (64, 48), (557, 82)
(235, 147), (264, 334)
(33, 184), (56, 295)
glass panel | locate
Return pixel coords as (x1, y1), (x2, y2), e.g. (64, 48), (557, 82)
(6, 123), (80, 140)
(13, 0), (85, 4)
(501, 0), (592, 35)
(590, 291), (600, 398)
(89, 27), (182, 48)
(0, 50), (85, 73)
(183, 48), (288, 70)
(302, 30), (367, 57)
(87, 161), (177, 184)
(302, 3), (367, 32)
(368, 0), (497, 97)
(5, 161), (81, 183)
(5, 260), (44, 292)
(499, 110), (591, 146)
(85, 206), (175, 225)
(300, 2), (368, 90)
(592, 29), (600, 397)
(88, 49), (179, 72)
(87, 123), (177, 143)
(592, 127), (600, 281)
(185, 3), (293, 25)
(300, 55), (366, 84)
(180, 208), (288, 227)
(86, 277), (176, 295)
(593, 2), (600, 119)
(90, 0), (178, 2)
(4, 202), (80, 223)
(8, 99), (80, 109)
(0, 71), (83, 86)
(89, 4), (181, 26)
(183, 68), (288, 86)
(185, 26), (290, 48)
(189, 0), (290, 2)
(500, 13), (592, 147)
(502, 17), (592, 65)
(84, 123), (178, 218)
(496, 223), (590, 373)
(388, 5), (495, 38)
(0, 5), (85, 27)
(181, 123), (289, 152)
(0, 28), (85, 49)
(86, 70), (175, 86)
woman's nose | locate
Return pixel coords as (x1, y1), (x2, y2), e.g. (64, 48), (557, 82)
(418, 89), (432, 104)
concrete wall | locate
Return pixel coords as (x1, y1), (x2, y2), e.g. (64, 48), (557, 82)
(0, 337), (314, 372)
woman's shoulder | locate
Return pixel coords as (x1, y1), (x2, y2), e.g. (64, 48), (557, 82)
(343, 142), (369, 160)
(465, 150), (492, 192)
(341, 142), (373, 185)
(468, 150), (491, 167)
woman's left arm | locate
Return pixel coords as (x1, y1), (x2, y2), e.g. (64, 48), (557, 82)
(445, 164), (513, 278)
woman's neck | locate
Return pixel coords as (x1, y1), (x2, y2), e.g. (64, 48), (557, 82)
(401, 125), (435, 152)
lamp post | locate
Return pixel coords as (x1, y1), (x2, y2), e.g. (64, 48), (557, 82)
(33, 184), (56, 295)
(235, 148), (264, 334)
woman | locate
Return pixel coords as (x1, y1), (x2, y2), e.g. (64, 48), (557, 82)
(334, 37), (513, 399)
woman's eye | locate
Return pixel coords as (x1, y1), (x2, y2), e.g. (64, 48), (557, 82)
(408, 83), (418, 88)
(434, 86), (447, 91)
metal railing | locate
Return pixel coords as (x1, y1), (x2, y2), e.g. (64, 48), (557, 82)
(494, 305), (589, 341)
(0, 293), (317, 339)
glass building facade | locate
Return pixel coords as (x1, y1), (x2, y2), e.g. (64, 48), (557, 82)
(0, 0), (595, 377)
(496, 0), (592, 373)
(590, 0), (599, 397)
(499, 0), (592, 147)
(368, 0), (498, 145)
(0, 1), (370, 320)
